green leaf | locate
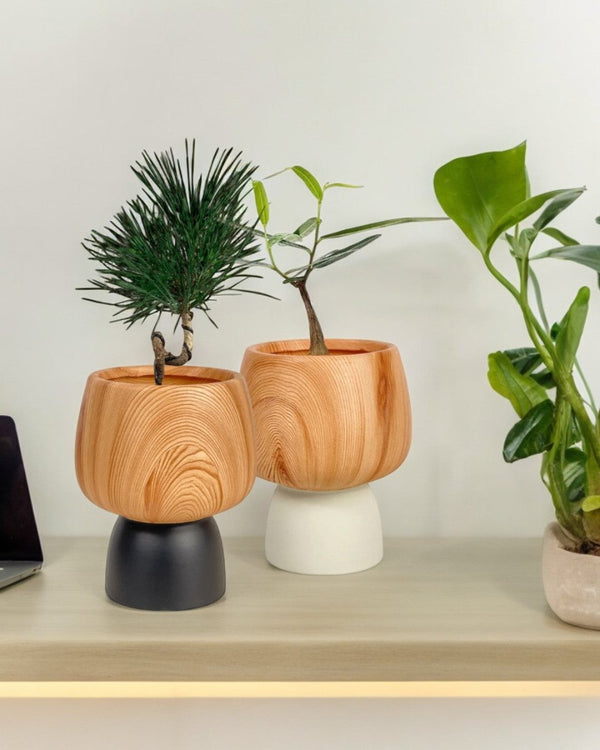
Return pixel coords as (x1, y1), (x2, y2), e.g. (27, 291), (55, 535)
(502, 347), (554, 388)
(487, 188), (584, 251)
(323, 182), (363, 191)
(312, 234), (381, 269)
(555, 286), (590, 371)
(433, 142), (528, 253)
(563, 448), (587, 503)
(321, 216), (446, 240)
(540, 227), (579, 246)
(253, 180), (269, 227)
(487, 351), (548, 418)
(294, 217), (319, 238)
(532, 188), (585, 231)
(582, 495), (600, 512)
(503, 400), (554, 463)
(503, 347), (543, 375)
(533, 245), (600, 273)
(291, 166), (323, 200)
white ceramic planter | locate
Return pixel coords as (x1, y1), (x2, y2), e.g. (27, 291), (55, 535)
(542, 522), (600, 629)
(265, 484), (383, 575)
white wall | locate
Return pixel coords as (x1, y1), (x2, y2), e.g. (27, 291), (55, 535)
(4, 2), (600, 747)
(4, 0), (600, 539)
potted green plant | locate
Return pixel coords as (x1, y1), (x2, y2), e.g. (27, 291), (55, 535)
(434, 141), (600, 628)
(241, 165), (443, 574)
(76, 141), (260, 610)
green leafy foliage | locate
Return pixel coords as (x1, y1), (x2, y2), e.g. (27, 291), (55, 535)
(435, 141), (600, 548)
(503, 400), (554, 463)
(433, 142), (529, 252)
(555, 287), (590, 372)
(487, 352), (548, 418)
(81, 142), (263, 328)
(433, 142), (585, 255)
(253, 163), (445, 354)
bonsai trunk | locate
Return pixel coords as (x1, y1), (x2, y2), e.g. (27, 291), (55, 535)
(151, 311), (194, 385)
(296, 280), (329, 356)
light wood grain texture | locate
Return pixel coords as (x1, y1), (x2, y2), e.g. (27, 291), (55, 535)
(3, 537), (600, 684)
(240, 339), (412, 490)
(75, 366), (255, 523)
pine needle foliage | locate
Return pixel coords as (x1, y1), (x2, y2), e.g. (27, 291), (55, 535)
(81, 141), (261, 329)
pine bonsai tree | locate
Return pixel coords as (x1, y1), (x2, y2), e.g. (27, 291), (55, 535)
(81, 141), (262, 384)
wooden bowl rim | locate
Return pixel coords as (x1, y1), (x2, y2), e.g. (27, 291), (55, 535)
(245, 338), (397, 359)
(87, 364), (244, 389)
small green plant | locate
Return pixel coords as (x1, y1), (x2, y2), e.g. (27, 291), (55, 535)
(253, 166), (444, 354)
(434, 142), (600, 551)
(81, 141), (263, 384)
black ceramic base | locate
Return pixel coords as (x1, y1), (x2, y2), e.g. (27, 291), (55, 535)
(105, 516), (226, 611)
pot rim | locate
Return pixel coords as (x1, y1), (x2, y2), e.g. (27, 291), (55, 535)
(87, 364), (243, 389)
(245, 338), (397, 359)
(545, 521), (600, 563)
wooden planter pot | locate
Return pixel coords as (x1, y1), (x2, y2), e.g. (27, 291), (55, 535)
(75, 365), (255, 609)
(241, 339), (411, 574)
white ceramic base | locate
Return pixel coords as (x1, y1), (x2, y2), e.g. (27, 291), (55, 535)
(264, 484), (383, 575)
(542, 522), (600, 630)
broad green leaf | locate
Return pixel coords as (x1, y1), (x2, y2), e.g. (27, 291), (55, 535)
(252, 180), (269, 227)
(291, 166), (323, 200)
(321, 216), (446, 240)
(433, 142), (528, 252)
(323, 182), (363, 191)
(502, 400), (554, 463)
(294, 217), (319, 238)
(487, 188), (583, 251)
(312, 234), (381, 269)
(503, 347), (543, 375)
(502, 347), (555, 388)
(533, 245), (600, 273)
(487, 351), (548, 418)
(555, 286), (590, 371)
(532, 188), (585, 231)
(582, 495), (600, 512)
(541, 227), (579, 246)
(563, 448), (587, 503)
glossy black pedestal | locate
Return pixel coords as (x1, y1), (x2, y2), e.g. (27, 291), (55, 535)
(105, 516), (225, 610)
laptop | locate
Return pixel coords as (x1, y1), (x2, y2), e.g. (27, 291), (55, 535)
(0, 416), (43, 588)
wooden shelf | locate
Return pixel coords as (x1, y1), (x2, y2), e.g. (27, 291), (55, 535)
(2, 536), (600, 697)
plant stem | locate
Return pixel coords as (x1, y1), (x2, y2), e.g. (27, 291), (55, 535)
(151, 310), (194, 385)
(484, 251), (600, 465)
(296, 280), (328, 355)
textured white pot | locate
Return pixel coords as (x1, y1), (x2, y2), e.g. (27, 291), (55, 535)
(265, 484), (383, 575)
(542, 522), (600, 629)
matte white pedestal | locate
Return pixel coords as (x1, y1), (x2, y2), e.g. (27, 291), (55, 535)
(264, 484), (383, 574)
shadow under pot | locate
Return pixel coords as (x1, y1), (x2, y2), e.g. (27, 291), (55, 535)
(241, 339), (411, 575)
(75, 365), (255, 610)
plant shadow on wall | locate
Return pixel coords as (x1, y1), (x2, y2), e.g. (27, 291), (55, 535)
(435, 142), (600, 628)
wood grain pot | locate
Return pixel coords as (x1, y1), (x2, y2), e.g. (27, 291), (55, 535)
(241, 339), (411, 491)
(75, 366), (255, 524)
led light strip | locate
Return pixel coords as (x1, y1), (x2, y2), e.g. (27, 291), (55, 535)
(2, 682), (600, 699)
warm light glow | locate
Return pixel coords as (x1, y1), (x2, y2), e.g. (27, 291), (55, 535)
(2, 682), (600, 699)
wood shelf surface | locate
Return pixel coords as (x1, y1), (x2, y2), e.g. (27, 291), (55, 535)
(2, 536), (600, 689)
